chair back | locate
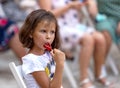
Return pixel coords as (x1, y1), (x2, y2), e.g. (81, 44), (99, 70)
(9, 62), (27, 88)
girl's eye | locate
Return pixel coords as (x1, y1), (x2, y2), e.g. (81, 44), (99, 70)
(51, 30), (55, 34)
(40, 29), (46, 33)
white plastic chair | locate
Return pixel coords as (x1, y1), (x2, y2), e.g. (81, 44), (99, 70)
(9, 62), (27, 88)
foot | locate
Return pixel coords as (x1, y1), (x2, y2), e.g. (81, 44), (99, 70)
(96, 75), (114, 88)
(80, 78), (95, 88)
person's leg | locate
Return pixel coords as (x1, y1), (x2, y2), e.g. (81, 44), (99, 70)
(79, 34), (94, 88)
(102, 30), (112, 56)
(92, 32), (106, 77)
(0, 18), (26, 61)
(95, 17), (117, 56)
(92, 31), (113, 87)
(8, 33), (26, 60)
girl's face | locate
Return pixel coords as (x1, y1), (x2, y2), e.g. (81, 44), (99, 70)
(31, 20), (56, 53)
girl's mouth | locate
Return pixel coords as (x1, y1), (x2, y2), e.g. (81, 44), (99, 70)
(43, 43), (52, 51)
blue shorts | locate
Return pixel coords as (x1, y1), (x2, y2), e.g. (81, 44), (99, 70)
(0, 18), (19, 51)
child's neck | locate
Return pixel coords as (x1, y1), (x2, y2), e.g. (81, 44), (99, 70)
(28, 49), (45, 55)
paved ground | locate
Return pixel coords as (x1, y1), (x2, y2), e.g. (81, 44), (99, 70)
(0, 44), (120, 88)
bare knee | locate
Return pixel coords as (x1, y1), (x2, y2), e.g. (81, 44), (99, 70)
(102, 31), (112, 44)
(102, 31), (112, 39)
(80, 34), (94, 47)
(93, 32), (106, 46)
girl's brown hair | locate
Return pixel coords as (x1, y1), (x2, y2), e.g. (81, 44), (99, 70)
(19, 9), (60, 49)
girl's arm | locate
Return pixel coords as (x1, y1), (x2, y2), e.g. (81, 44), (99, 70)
(31, 49), (65, 88)
(50, 49), (65, 88)
(32, 71), (50, 88)
(38, 0), (84, 17)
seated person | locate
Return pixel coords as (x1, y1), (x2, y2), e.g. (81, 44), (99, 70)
(0, 17), (26, 60)
(0, 2), (26, 61)
(88, 0), (120, 55)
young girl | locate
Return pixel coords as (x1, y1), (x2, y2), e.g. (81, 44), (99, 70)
(19, 9), (65, 88)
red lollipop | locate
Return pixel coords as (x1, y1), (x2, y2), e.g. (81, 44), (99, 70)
(43, 43), (52, 51)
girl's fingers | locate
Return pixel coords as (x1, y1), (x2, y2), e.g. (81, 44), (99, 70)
(50, 50), (54, 56)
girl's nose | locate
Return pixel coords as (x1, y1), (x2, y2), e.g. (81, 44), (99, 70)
(46, 33), (51, 39)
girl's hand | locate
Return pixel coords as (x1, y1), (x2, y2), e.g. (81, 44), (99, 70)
(50, 49), (65, 66)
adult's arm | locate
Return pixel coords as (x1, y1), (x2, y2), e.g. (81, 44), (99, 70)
(86, 0), (98, 19)
(38, 0), (84, 17)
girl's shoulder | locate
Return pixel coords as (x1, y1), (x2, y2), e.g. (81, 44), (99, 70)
(22, 51), (52, 61)
(21, 53), (39, 62)
(22, 53), (37, 59)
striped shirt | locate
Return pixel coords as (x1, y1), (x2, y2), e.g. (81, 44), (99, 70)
(97, 0), (120, 20)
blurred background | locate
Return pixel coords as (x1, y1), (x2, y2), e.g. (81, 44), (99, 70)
(0, 0), (120, 88)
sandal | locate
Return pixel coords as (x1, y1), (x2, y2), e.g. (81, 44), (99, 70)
(80, 78), (96, 88)
(96, 74), (114, 88)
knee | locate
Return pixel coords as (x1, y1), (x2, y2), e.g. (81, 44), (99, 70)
(94, 32), (106, 46)
(80, 34), (94, 47)
(102, 31), (112, 43)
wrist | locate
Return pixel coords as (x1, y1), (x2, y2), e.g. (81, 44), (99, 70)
(56, 62), (64, 68)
